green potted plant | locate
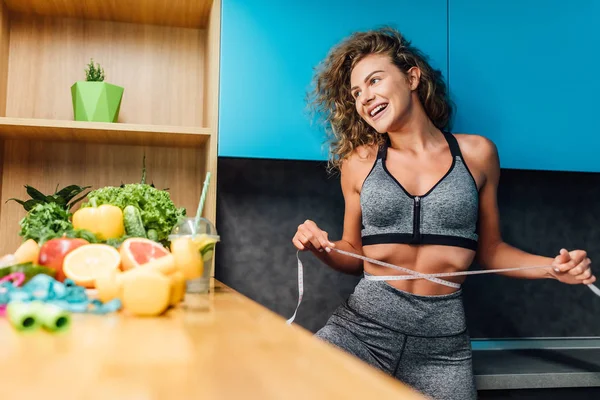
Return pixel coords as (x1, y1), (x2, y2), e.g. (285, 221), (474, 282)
(71, 58), (124, 123)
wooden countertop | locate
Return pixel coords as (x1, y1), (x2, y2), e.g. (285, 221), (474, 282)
(0, 279), (426, 399)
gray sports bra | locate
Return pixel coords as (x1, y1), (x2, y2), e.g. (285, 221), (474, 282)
(360, 132), (479, 251)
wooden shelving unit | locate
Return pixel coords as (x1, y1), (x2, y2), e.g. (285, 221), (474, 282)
(0, 117), (212, 147)
(0, 0), (221, 256)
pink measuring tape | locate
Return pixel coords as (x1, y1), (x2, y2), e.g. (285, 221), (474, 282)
(286, 249), (600, 325)
(0, 272), (26, 317)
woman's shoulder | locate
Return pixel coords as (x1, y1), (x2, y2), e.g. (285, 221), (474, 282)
(453, 133), (499, 165)
(342, 143), (379, 170)
(339, 143), (379, 188)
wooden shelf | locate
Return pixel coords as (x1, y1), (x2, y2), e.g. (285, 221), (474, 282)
(0, 0), (221, 254)
(3, 0), (214, 28)
(0, 117), (211, 147)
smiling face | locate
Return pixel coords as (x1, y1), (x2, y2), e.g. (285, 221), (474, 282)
(350, 53), (420, 133)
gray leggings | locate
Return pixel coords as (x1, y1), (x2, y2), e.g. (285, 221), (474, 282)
(315, 276), (476, 400)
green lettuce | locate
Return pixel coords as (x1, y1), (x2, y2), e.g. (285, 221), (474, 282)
(81, 184), (186, 243)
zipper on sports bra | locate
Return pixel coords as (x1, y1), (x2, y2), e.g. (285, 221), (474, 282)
(412, 196), (421, 242)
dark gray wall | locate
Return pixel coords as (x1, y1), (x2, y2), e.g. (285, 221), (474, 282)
(215, 157), (600, 338)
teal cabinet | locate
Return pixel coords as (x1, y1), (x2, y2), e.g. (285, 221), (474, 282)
(219, 0), (448, 160)
(449, 0), (600, 172)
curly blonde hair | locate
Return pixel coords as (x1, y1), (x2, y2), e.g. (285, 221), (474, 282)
(308, 27), (453, 173)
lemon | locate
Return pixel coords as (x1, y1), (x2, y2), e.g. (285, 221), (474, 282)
(121, 270), (171, 317)
(95, 269), (122, 303)
(168, 270), (186, 306)
(192, 235), (219, 262)
(14, 239), (40, 264)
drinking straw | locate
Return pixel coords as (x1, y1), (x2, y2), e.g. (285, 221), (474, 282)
(195, 172), (211, 229)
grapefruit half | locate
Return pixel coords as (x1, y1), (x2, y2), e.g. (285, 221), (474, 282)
(120, 238), (175, 274)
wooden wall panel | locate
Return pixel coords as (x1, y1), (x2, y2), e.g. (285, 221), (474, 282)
(0, 1), (10, 116)
(6, 14), (205, 127)
(0, 139), (205, 254)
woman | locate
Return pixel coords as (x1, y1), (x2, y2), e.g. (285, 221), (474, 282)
(291, 27), (595, 399)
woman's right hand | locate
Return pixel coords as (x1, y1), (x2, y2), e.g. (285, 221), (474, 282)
(292, 219), (336, 253)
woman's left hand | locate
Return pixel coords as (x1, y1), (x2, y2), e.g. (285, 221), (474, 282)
(550, 248), (595, 285)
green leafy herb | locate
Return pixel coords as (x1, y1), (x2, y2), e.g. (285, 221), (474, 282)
(7, 184), (91, 212)
(18, 203), (72, 242)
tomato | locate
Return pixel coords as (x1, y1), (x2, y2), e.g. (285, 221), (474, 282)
(38, 238), (89, 282)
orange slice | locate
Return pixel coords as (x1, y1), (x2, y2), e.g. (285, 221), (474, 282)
(120, 238), (174, 273)
(63, 244), (121, 288)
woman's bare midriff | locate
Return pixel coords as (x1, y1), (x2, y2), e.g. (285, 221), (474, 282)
(362, 243), (476, 296)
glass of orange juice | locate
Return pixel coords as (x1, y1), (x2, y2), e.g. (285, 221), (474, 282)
(168, 217), (220, 294)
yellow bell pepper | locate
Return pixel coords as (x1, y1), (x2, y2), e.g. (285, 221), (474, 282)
(73, 204), (125, 240)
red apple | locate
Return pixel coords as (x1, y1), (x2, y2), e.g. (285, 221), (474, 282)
(38, 237), (89, 282)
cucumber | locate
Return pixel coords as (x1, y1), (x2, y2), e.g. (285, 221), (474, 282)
(200, 243), (215, 262)
(123, 205), (146, 238)
(147, 229), (158, 242)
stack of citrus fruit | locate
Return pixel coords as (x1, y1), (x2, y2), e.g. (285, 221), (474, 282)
(11, 233), (217, 317)
(92, 238), (187, 317)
